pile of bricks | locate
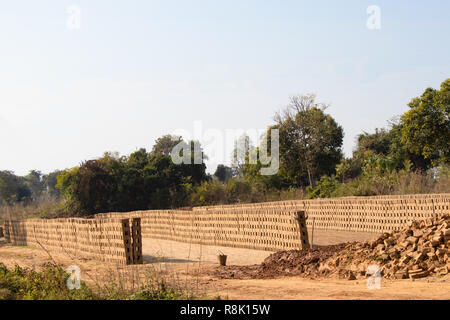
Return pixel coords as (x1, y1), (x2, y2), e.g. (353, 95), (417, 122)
(319, 214), (450, 280)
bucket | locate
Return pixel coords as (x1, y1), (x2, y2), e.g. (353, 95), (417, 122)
(217, 251), (227, 266)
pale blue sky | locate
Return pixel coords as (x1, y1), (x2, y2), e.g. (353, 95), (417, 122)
(1, 0), (449, 175)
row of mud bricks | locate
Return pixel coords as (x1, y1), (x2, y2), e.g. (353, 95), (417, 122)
(122, 218), (143, 265)
(2, 218), (143, 265)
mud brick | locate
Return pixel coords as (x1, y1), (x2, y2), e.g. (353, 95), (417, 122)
(409, 271), (429, 279)
(420, 247), (433, 255)
(431, 237), (442, 247)
(394, 271), (408, 279)
(413, 252), (426, 263)
(407, 236), (419, 244)
(399, 241), (410, 249)
(434, 266), (448, 275)
(427, 252), (437, 261)
(408, 268), (423, 274)
(389, 251), (400, 260)
(425, 219), (434, 227)
(413, 230), (423, 238)
(436, 248), (448, 256)
(399, 255), (411, 265)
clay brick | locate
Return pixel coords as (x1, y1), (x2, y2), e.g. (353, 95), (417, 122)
(394, 271), (408, 279)
(409, 271), (429, 279)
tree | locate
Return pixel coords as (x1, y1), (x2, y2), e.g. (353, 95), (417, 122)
(42, 170), (62, 199)
(24, 170), (44, 200)
(231, 134), (255, 177)
(151, 135), (183, 156)
(214, 165), (233, 183)
(274, 94), (344, 187)
(56, 146), (209, 215)
(0, 171), (31, 205)
(401, 79), (450, 165)
(352, 123), (430, 173)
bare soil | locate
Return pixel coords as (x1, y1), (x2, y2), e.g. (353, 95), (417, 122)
(1, 238), (449, 300)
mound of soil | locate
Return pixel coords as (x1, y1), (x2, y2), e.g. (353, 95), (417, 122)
(211, 243), (348, 279)
(258, 243), (348, 278)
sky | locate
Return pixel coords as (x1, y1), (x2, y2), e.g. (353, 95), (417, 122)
(0, 0), (449, 175)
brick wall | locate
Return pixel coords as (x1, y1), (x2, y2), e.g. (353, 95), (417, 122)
(3, 218), (142, 265)
(96, 194), (450, 252)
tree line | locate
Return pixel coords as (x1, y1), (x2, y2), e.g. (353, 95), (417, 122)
(1, 79), (448, 217)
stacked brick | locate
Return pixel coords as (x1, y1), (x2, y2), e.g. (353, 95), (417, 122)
(131, 218), (143, 264)
(3, 218), (142, 265)
(319, 214), (450, 279)
(93, 194), (449, 252)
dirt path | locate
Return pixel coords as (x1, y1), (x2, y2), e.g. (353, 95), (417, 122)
(201, 275), (450, 300)
(1, 238), (449, 300)
(142, 238), (274, 265)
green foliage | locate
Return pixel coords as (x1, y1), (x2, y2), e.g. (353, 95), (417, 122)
(189, 179), (305, 206)
(56, 141), (208, 215)
(214, 164), (233, 183)
(0, 171), (31, 205)
(401, 78), (450, 165)
(0, 169), (63, 208)
(0, 263), (195, 300)
(0, 263), (97, 300)
(151, 134), (184, 156)
(306, 176), (341, 199)
(129, 281), (193, 300)
(190, 181), (228, 206)
(275, 94), (344, 187)
(231, 134), (255, 177)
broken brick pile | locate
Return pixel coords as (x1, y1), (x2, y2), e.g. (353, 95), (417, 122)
(319, 214), (450, 280)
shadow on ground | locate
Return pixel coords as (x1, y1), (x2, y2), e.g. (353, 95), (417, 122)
(143, 254), (196, 264)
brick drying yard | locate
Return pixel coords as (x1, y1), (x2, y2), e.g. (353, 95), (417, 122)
(1, 194), (449, 300)
(1, 229), (449, 300)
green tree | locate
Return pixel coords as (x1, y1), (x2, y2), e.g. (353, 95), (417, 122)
(24, 170), (45, 200)
(42, 170), (63, 199)
(401, 78), (450, 165)
(231, 134), (255, 177)
(274, 94), (344, 188)
(151, 135), (183, 156)
(56, 145), (209, 215)
(0, 171), (31, 205)
(214, 164), (233, 183)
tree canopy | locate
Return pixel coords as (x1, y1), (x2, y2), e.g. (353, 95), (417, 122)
(401, 79), (450, 165)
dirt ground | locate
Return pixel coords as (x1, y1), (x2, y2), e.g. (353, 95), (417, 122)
(1, 237), (449, 300)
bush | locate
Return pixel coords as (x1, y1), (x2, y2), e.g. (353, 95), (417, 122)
(306, 176), (341, 199)
(0, 263), (196, 300)
(0, 263), (97, 300)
